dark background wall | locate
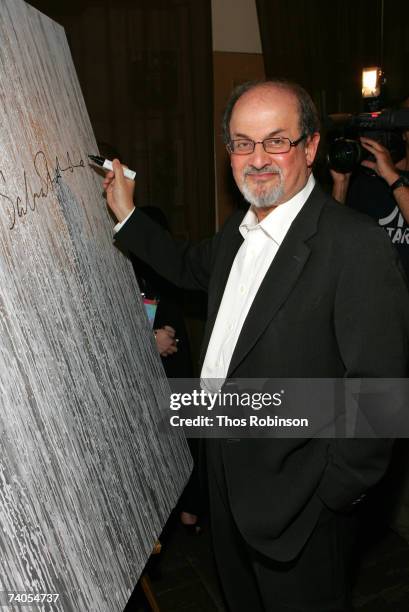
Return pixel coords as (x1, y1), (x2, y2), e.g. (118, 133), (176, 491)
(30, 0), (215, 243)
(256, 0), (409, 116)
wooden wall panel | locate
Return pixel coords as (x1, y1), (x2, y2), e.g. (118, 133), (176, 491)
(257, 0), (409, 115)
(29, 0), (215, 242)
(213, 51), (265, 226)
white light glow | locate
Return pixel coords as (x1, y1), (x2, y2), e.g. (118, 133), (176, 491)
(362, 67), (381, 98)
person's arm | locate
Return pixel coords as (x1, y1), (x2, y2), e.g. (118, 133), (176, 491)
(330, 169), (351, 204)
(360, 137), (409, 223)
(391, 181), (409, 223)
(102, 159), (224, 292)
(317, 226), (409, 511)
(115, 209), (215, 291)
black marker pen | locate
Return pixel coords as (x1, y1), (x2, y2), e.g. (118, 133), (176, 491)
(88, 155), (136, 181)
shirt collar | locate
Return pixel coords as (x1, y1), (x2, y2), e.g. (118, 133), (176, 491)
(239, 174), (316, 244)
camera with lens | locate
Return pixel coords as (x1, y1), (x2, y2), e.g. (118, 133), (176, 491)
(326, 108), (409, 173)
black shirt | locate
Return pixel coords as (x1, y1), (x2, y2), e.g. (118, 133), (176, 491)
(346, 169), (409, 279)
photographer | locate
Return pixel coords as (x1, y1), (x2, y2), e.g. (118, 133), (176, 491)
(331, 96), (409, 278)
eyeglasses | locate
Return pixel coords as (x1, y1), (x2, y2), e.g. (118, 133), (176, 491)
(227, 134), (306, 155)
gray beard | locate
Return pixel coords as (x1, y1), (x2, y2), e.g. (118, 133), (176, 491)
(241, 168), (284, 209)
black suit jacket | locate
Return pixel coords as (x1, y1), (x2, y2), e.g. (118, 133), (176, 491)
(116, 184), (409, 560)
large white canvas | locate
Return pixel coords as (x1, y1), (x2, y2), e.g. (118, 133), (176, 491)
(0, 1), (191, 609)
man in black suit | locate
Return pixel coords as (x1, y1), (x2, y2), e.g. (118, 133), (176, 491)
(103, 80), (409, 611)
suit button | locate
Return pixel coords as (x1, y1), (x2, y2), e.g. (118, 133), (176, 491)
(352, 493), (366, 505)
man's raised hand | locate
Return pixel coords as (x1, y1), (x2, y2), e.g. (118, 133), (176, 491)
(103, 158), (136, 222)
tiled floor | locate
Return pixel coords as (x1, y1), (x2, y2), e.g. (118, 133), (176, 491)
(124, 512), (409, 612)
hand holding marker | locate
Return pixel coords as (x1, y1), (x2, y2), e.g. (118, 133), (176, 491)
(88, 155), (136, 181)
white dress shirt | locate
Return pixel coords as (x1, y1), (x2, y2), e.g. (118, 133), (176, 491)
(114, 208), (135, 233)
(200, 174), (316, 392)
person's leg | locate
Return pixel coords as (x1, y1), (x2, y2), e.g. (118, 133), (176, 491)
(250, 505), (357, 611)
(179, 438), (202, 529)
(206, 439), (264, 612)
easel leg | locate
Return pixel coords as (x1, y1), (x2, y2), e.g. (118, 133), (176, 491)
(140, 573), (161, 612)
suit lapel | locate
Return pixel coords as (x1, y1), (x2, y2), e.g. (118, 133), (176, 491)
(199, 217), (244, 366)
(227, 185), (326, 376)
(208, 227), (244, 319)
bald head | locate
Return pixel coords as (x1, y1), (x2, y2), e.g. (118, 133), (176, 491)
(222, 79), (320, 146)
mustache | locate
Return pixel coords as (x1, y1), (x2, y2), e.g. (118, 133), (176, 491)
(243, 165), (282, 177)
